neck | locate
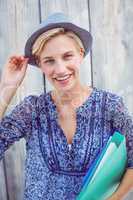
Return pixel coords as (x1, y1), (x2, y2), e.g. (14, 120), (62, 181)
(52, 84), (91, 108)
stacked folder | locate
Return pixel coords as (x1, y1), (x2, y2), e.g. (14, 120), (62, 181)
(76, 132), (127, 200)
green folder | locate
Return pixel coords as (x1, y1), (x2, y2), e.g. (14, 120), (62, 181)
(76, 132), (127, 200)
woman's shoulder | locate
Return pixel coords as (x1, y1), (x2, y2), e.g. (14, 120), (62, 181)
(94, 87), (123, 103)
(16, 91), (53, 113)
(22, 91), (50, 103)
(93, 87), (125, 113)
(93, 87), (125, 117)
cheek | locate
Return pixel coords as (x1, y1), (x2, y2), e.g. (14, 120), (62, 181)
(70, 58), (81, 70)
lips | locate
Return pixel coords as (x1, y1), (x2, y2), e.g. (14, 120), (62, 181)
(54, 74), (72, 85)
(55, 74), (72, 81)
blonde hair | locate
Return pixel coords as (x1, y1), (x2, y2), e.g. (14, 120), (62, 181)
(32, 28), (85, 58)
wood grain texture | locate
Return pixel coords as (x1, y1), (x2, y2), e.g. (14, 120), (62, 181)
(0, 1), (43, 200)
(40, 0), (92, 92)
(0, 160), (8, 200)
(89, 0), (133, 114)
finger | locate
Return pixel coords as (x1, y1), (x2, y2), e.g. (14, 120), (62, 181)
(8, 56), (25, 69)
(19, 58), (29, 71)
(10, 59), (18, 66)
(9, 57), (19, 66)
(9, 55), (25, 63)
(6, 56), (28, 73)
(9, 56), (19, 63)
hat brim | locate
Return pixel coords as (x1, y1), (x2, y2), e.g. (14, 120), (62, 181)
(24, 22), (92, 66)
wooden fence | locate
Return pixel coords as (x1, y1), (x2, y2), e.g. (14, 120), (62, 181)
(0, 0), (133, 199)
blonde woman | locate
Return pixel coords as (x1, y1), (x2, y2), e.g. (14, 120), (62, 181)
(0, 13), (133, 200)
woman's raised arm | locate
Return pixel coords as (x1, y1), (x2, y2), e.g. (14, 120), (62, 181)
(0, 56), (28, 119)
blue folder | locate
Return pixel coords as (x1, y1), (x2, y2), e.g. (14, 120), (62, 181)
(76, 132), (127, 200)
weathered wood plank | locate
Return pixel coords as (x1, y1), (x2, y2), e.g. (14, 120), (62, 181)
(0, 0), (44, 200)
(40, 0), (92, 92)
(0, 72), (4, 199)
(0, 160), (8, 200)
(89, 0), (133, 113)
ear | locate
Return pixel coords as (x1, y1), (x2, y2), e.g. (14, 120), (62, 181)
(35, 56), (41, 68)
(79, 48), (85, 57)
(78, 48), (84, 64)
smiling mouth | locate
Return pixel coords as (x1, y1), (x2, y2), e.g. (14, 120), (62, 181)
(54, 74), (72, 81)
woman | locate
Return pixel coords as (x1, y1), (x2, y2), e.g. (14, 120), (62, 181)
(0, 13), (133, 200)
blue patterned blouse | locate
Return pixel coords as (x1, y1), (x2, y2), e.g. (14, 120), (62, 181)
(0, 87), (133, 200)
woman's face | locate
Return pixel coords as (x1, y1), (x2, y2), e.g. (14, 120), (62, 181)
(39, 34), (84, 92)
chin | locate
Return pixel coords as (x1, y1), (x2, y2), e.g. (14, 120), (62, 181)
(54, 81), (78, 94)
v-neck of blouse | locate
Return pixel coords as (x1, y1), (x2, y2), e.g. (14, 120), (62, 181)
(48, 86), (96, 148)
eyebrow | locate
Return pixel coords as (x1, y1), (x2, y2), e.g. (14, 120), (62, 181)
(41, 51), (74, 60)
(63, 51), (73, 55)
(41, 56), (53, 61)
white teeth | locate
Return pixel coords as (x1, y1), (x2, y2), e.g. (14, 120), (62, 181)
(55, 75), (71, 81)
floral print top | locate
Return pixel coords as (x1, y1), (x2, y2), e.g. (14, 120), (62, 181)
(0, 87), (133, 200)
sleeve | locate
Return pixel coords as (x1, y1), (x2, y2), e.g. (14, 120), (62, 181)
(0, 95), (37, 160)
(111, 95), (133, 168)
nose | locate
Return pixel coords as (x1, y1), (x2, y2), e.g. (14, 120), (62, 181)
(54, 60), (67, 76)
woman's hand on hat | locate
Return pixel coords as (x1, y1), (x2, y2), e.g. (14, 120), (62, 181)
(1, 55), (29, 88)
